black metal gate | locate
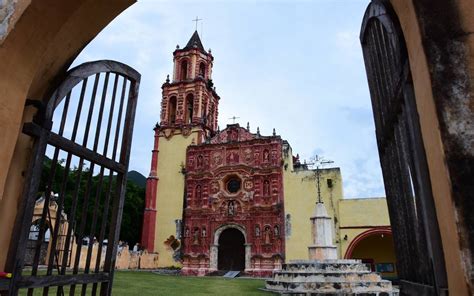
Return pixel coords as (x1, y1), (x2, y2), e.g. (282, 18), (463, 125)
(4, 60), (140, 295)
(360, 1), (448, 295)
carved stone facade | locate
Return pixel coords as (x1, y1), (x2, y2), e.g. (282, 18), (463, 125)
(181, 124), (285, 276)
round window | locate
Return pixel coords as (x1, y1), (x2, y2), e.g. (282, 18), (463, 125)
(226, 178), (241, 193)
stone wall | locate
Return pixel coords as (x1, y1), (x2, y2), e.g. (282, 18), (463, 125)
(71, 244), (159, 270)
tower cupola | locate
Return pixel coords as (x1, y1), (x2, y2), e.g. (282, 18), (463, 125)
(172, 31), (214, 82)
(160, 31), (220, 135)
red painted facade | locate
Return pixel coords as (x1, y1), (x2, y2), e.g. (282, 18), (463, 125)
(182, 124), (285, 276)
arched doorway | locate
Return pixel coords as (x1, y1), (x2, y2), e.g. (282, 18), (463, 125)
(345, 228), (397, 280)
(218, 228), (245, 271)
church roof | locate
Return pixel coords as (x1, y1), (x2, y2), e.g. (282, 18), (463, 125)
(183, 30), (205, 52)
(208, 124), (278, 145)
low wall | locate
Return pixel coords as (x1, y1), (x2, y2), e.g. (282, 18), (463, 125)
(71, 244), (159, 270)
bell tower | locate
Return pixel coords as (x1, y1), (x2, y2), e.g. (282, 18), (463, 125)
(142, 31), (220, 266)
(160, 30), (219, 133)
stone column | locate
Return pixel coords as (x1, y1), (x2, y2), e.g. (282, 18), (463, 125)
(245, 244), (252, 271)
(209, 244), (218, 270)
(308, 202), (337, 260)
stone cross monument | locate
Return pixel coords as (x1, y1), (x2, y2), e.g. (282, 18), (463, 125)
(308, 202), (338, 260)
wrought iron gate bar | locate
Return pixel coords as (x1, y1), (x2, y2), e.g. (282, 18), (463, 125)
(16, 273), (110, 289)
(6, 60), (140, 296)
(22, 123), (126, 173)
(360, 1), (448, 295)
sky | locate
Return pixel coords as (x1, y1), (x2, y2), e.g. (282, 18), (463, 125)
(72, 0), (385, 198)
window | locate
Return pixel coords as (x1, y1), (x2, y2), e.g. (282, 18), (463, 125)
(199, 62), (206, 78)
(226, 178), (241, 193)
(186, 94), (194, 124)
(181, 60), (188, 80)
(168, 96), (177, 124)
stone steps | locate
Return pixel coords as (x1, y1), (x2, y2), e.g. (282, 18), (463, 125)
(273, 271), (382, 282)
(265, 260), (396, 295)
(265, 279), (393, 294)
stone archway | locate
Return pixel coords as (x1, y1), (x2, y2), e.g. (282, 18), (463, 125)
(209, 224), (251, 272)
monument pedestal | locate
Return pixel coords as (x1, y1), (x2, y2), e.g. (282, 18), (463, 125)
(307, 202), (337, 260)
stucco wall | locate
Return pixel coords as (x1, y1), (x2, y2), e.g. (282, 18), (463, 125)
(283, 146), (343, 260)
(0, 0), (135, 271)
(154, 130), (199, 267)
(338, 198), (390, 228)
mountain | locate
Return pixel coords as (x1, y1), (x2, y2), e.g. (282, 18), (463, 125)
(127, 170), (146, 188)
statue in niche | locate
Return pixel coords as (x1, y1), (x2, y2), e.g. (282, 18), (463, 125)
(228, 201), (235, 216)
(274, 225), (279, 237)
(271, 150), (277, 163)
(202, 228), (207, 237)
(263, 180), (270, 196)
(264, 226), (271, 244)
(244, 148), (252, 163)
(263, 149), (269, 162)
(255, 225), (260, 237)
(254, 151), (260, 165)
(185, 227), (190, 237)
(193, 228), (199, 244)
(195, 185), (202, 200)
(197, 155), (203, 168)
(229, 129), (238, 142)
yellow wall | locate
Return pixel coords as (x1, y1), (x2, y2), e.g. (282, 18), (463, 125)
(338, 198), (390, 228)
(351, 234), (397, 279)
(283, 145), (343, 261)
(338, 198), (391, 260)
(154, 128), (199, 267)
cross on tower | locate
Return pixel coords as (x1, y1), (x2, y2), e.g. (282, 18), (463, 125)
(228, 116), (240, 124)
(192, 16), (202, 31)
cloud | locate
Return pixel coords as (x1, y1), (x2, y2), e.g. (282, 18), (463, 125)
(70, 0), (385, 198)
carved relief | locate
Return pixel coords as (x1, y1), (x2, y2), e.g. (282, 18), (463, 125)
(210, 181), (220, 194)
(212, 152), (222, 167)
(182, 126), (192, 137)
(243, 148), (253, 163)
(163, 129), (175, 139)
(226, 150), (239, 164)
(244, 179), (254, 191)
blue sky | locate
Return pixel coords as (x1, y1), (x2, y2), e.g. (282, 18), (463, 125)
(72, 0), (385, 198)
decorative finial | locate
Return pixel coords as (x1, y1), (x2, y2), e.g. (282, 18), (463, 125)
(273, 128), (276, 136)
(257, 127), (260, 137)
(208, 48), (212, 54)
(166, 74), (170, 83)
(176, 44), (180, 49)
(154, 122), (160, 130)
(247, 122), (250, 131)
(217, 125), (220, 133)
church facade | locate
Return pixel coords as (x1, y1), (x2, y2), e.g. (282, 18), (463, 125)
(141, 31), (396, 278)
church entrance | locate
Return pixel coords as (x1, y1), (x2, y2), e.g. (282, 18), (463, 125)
(218, 228), (245, 271)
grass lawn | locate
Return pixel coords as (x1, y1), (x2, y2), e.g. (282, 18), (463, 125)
(112, 271), (273, 295)
(19, 271), (273, 295)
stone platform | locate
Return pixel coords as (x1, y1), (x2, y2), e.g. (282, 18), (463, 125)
(264, 259), (398, 295)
